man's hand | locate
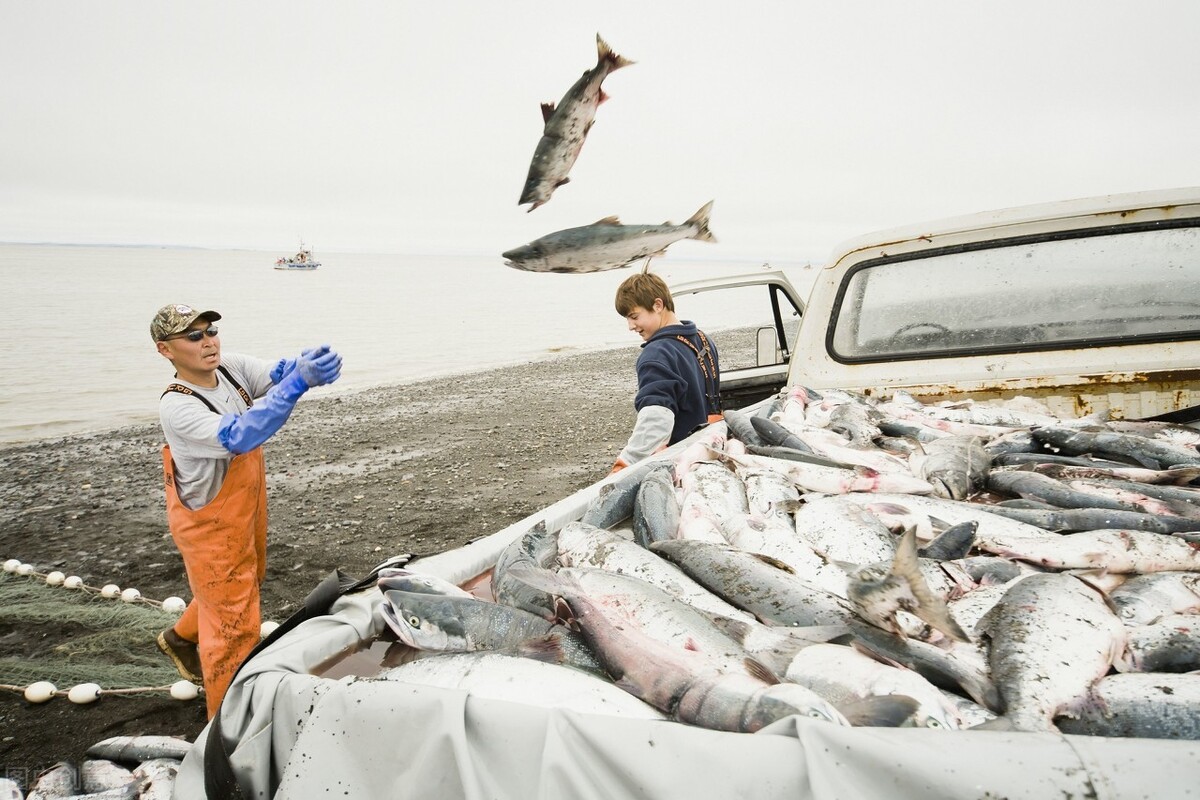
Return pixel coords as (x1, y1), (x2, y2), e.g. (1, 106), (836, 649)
(269, 358), (296, 385)
(272, 345), (333, 385)
(296, 347), (342, 388)
(609, 458), (629, 476)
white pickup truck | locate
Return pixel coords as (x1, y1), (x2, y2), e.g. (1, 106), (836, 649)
(679, 185), (1200, 421)
(176, 188), (1200, 799)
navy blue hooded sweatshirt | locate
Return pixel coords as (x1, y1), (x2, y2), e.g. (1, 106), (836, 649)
(633, 321), (721, 444)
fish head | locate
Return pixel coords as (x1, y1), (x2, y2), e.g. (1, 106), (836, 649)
(929, 475), (971, 501)
(748, 684), (851, 730)
(381, 590), (469, 651)
(1111, 593), (1164, 627)
(901, 699), (965, 730)
(502, 242), (546, 272)
(377, 568), (472, 598)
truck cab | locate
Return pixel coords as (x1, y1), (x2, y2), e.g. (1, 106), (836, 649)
(668, 186), (1200, 421)
(667, 268), (806, 410)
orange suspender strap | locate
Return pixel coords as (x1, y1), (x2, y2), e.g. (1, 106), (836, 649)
(161, 383), (219, 413)
(217, 365), (254, 407)
(673, 331), (722, 416)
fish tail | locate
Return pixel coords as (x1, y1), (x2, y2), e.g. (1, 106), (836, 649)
(685, 200), (717, 243)
(892, 529), (971, 642)
(596, 33), (635, 70)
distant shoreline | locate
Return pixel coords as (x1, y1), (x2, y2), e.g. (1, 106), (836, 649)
(0, 341), (643, 449)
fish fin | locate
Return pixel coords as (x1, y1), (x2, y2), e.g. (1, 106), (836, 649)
(750, 552), (796, 574)
(864, 501), (911, 516)
(554, 177), (571, 188)
(592, 215), (621, 226)
(539, 102), (556, 123)
(596, 33), (635, 70)
(685, 200), (717, 243)
(1069, 572), (1121, 615)
(552, 596), (579, 630)
(836, 694), (920, 728)
(978, 682), (1005, 714)
(832, 559), (861, 576)
(1066, 567), (1111, 592)
(913, 595), (970, 642)
(892, 530), (971, 642)
(849, 640), (908, 671)
(743, 657), (782, 685)
(969, 715), (1017, 731)
(802, 624), (854, 644)
(919, 521), (978, 561)
(706, 614), (754, 641)
(1165, 466), (1200, 485)
(506, 564), (582, 628)
(518, 634), (565, 664)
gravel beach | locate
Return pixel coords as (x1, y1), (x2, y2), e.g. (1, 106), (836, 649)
(0, 344), (640, 788)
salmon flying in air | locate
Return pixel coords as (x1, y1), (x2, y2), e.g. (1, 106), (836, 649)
(518, 34), (634, 212)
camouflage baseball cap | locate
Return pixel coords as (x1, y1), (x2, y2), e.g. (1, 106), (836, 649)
(150, 303), (222, 342)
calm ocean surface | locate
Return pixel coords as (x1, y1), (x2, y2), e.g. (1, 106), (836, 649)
(1, 244), (809, 444)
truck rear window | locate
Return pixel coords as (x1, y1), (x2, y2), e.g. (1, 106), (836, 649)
(829, 221), (1200, 361)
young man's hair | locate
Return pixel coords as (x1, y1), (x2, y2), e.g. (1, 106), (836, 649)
(615, 273), (675, 316)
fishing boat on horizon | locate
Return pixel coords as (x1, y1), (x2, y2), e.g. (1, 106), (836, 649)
(274, 243), (320, 270)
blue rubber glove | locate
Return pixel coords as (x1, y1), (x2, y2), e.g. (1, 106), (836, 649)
(216, 370), (311, 454)
(269, 358), (296, 385)
(269, 346), (331, 385)
(296, 348), (342, 388)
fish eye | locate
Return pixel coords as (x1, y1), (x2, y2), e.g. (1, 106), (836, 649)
(407, 615), (421, 627)
(925, 718), (945, 729)
(806, 709), (827, 719)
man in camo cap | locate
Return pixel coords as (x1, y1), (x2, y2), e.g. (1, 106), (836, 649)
(149, 303), (223, 342)
(151, 302), (343, 718)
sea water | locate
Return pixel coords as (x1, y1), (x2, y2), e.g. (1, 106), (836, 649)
(0, 244), (808, 443)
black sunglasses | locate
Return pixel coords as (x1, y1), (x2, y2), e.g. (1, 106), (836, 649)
(167, 325), (219, 342)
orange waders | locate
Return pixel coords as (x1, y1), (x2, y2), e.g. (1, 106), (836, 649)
(163, 445), (268, 718)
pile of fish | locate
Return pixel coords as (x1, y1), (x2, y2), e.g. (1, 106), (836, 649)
(5, 735), (187, 799)
(377, 386), (1200, 740)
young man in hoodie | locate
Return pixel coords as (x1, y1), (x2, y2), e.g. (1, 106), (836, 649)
(611, 273), (722, 473)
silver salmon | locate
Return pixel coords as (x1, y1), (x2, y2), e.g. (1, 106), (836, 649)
(380, 588), (605, 676)
(519, 34), (634, 211)
(1056, 673), (1200, 740)
(507, 565), (852, 732)
(976, 573), (1125, 732)
(503, 201), (716, 273)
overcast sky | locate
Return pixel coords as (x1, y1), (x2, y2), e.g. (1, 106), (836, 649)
(3, 1), (1199, 263)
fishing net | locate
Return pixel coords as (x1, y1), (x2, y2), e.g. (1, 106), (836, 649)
(0, 573), (182, 688)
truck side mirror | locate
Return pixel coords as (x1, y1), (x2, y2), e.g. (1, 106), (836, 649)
(756, 326), (782, 366)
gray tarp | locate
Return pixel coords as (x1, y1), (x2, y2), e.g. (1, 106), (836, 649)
(172, 427), (1200, 799)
